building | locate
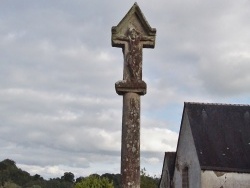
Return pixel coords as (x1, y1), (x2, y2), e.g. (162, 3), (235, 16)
(159, 102), (250, 188)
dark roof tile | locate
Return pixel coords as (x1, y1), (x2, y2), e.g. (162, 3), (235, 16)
(185, 102), (250, 173)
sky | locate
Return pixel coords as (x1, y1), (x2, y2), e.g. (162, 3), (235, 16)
(0, 0), (250, 180)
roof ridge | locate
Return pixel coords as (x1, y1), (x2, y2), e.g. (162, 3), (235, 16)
(184, 102), (250, 107)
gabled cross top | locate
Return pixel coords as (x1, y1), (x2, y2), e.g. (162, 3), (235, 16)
(112, 3), (156, 95)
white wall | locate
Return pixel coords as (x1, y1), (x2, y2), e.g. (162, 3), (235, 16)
(201, 170), (250, 188)
(173, 111), (201, 188)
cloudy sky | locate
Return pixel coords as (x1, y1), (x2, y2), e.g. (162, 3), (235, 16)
(1, 0), (250, 179)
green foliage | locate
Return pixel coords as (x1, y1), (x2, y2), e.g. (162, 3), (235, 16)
(75, 177), (84, 184)
(74, 175), (114, 188)
(0, 159), (30, 187)
(101, 174), (121, 188)
(61, 172), (75, 183)
(0, 181), (21, 188)
(140, 168), (159, 188)
(0, 159), (75, 188)
(0, 159), (159, 188)
(45, 178), (73, 188)
(2, 160), (16, 167)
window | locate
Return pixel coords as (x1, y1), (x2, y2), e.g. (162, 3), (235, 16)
(182, 166), (189, 188)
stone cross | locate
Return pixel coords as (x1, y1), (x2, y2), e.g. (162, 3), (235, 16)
(111, 3), (156, 188)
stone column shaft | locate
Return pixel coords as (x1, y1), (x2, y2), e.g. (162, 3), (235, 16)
(121, 92), (140, 188)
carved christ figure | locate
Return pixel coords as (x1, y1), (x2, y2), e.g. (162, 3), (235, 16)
(126, 27), (142, 81)
(113, 26), (153, 81)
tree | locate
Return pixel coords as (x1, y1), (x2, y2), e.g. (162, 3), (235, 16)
(1, 181), (21, 188)
(61, 172), (75, 183)
(101, 173), (121, 188)
(140, 168), (159, 188)
(75, 177), (84, 184)
(74, 175), (114, 188)
(46, 178), (73, 188)
(2, 159), (16, 167)
(33, 174), (43, 181)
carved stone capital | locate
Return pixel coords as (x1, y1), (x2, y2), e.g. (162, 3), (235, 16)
(115, 80), (147, 95)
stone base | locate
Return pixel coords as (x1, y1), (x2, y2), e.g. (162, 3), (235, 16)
(115, 80), (147, 95)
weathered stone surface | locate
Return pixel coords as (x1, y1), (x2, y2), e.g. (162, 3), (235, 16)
(115, 80), (146, 95)
(112, 2), (156, 87)
(121, 93), (141, 188)
(111, 3), (156, 188)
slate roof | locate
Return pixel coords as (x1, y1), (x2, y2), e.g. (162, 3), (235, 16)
(159, 152), (176, 187)
(164, 152), (176, 179)
(184, 102), (250, 173)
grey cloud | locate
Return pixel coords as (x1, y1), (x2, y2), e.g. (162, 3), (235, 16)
(0, 0), (249, 179)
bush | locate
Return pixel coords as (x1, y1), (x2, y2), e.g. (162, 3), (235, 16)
(74, 175), (114, 188)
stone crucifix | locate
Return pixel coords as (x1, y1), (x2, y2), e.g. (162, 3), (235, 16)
(111, 3), (156, 188)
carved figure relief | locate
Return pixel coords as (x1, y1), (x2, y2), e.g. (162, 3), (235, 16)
(112, 24), (155, 83)
(126, 27), (142, 81)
